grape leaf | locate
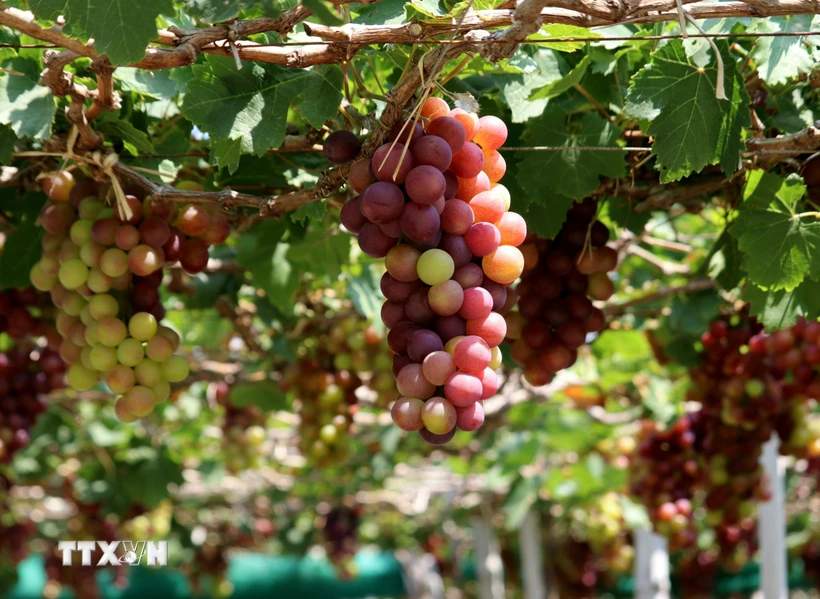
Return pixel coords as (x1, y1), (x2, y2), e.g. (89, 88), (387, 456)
(751, 15), (815, 86)
(500, 49), (566, 123)
(230, 381), (289, 411)
(0, 124), (15, 164)
(183, 0), (285, 23)
(115, 68), (180, 100)
(707, 230), (744, 290)
(730, 170), (820, 292)
(624, 40), (749, 183)
(520, 198), (575, 240)
(528, 55), (591, 100)
(95, 113), (155, 156)
(347, 265), (384, 334)
(0, 224), (44, 290)
(0, 56), (56, 139)
(604, 197), (651, 235)
(183, 56), (343, 158)
(743, 280), (820, 332)
(29, 0), (174, 65)
(538, 24), (601, 53)
(301, 0), (344, 25)
(516, 106), (624, 200)
(353, 0), (407, 25)
(119, 448), (183, 508)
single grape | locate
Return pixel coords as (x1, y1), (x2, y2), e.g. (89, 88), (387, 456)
(117, 338), (145, 367)
(410, 136), (452, 172)
(440, 199), (475, 236)
(449, 142), (484, 179)
(123, 385), (156, 417)
(422, 351), (457, 386)
(372, 143), (414, 184)
(391, 397), (425, 431)
(473, 115), (508, 151)
(453, 335), (491, 374)
(421, 396), (457, 434)
(466, 312), (507, 347)
(400, 203), (440, 243)
(456, 401), (485, 431)
(396, 363), (436, 399)
(482, 245), (524, 285)
(444, 372), (482, 407)
(405, 165), (447, 204)
(323, 130), (361, 165)
(469, 190), (505, 224)
(416, 249), (454, 286)
(161, 355), (189, 382)
(421, 97), (449, 121)
(428, 279), (464, 317)
(426, 116), (467, 153)
(129, 312), (158, 341)
(360, 181), (405, 224)
(465, 222), (501, 257)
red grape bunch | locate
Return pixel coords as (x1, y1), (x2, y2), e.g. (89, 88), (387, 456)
(334, 97), (526, 444)
(504, 198), (615, 386)
(30, 173), (230, 421)
(631, 312), (820, 567)
(0, 287), (59, 341)
(322, 505), (361, 579)
(207, 381), (268, 473)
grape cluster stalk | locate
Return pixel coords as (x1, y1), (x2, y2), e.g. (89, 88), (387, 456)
(335, 97), (526, 444)
(30, 173), (230, 420)
(279, 315), (392, 465)
(630, 312), (820, 568)
(208, 381), (268, 473)
(503, 199), (615, 386)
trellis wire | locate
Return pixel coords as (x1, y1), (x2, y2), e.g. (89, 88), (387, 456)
(1, 29), (820, 50)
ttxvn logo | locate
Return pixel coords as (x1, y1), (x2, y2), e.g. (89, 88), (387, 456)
(57, 541), (168, 566)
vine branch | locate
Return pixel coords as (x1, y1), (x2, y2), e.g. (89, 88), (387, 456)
(604, 279), (718, 316)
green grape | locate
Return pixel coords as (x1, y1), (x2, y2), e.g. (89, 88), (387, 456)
(117, 338), (145, 367)
(83, 321), (100, 346)
(245, 426), (266, 447)
(90, 345), (118, 371)
(416, 249), (455, 286)
(87, 267), (113, 293)
(152, 381), (171, 403)
(88, 294), (119, 320)
(161, 355), (189, 383)
(58, 258), (89, 290)
(319, 424), (338, 444)
(69, 219), (93, 245)
(79, 346), (95, 370)
(67, 362), (98, 390)
(62, 292), (86, 316)
(97, 317), (128, 347)
(129, 312), (157, 341)
(79, 304), (94, 326)
(135, 359), (163, 387)
(79, 240), (104, 268)
(30, 262), (57, 291)
(78, 198), (105, 220)
(100, 248), (129, 278)
(156, 326), (181, 349)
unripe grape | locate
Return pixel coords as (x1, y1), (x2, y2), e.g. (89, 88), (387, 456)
(129, 312), (158, 341)
(124, 385), (156, 418)
(117, 338), (145, 367)
(135, 359), (163, 387)
(106, 365), (136, 394)
(416, 249), (454, 286)
(67, 362), (98, 390)
(161, 355), (190, 382)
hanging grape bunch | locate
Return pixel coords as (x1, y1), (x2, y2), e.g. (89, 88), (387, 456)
(207, 381), (268, 473)
(333, 97), (525, 444)
(280, 315), (390, 465)
(30, 173), (230, 421)
(504, 199), (615, 386)
(0, 475), (34, 593)
(0, 287), (65, 461)
(322, 505), (361, 579)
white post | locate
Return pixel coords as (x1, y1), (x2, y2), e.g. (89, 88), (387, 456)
(758, 435), (787, 599)
(518, 510), (547, 599)
(634, 528), (670, 599)
(473, 517), (505, 599)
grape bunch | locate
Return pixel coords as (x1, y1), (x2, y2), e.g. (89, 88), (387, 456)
(280, 315), (391, 465)
(335, 97), (526, 443)
(0, 287), (58, 341)
(0, 343), (64, 461)
(30, 172), (231, 420)
(207, 381), (268, 473)
(630, 311), (820, 565)
(504, 199), (615, 386)
(322, 505), (360, 579)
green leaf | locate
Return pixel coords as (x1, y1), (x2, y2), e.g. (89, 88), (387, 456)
(667, 290), (724, 337)
(520, 198), (575, 240)
(353, 0), (406, 25)
(115, 67), (180, 100)
(502, 476), (539, 529)
(751, 15), (815, 86)
(743, 279), (820, 332)
(528, 55), (591, 100)
(210, 137), (244, 173)
(95, 113), (155, 156)
(731, 170), (819, 291)
(183, 56), (343, 157)
(516, 107), (624, 201)
(707, 230), (744, 290)
(289, 201), (325, 225)
(30, 0), (174, 65)
(0, 124), (15, 164)
(501, 49), (566, 123)
(347, 265), (384, 333)
(538, 24), (601, 52)
(302, 0), (344, 25)
(230, 381), (289, 411)
(592, 329), (653, 389)
(625, 40), (750, 182)
(0, 56), (56, 139)
(0, 224), (44, 290)
(604, 196), (651, 235)
(119, 448), (183, 508)
(183, 0), (285, 22)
